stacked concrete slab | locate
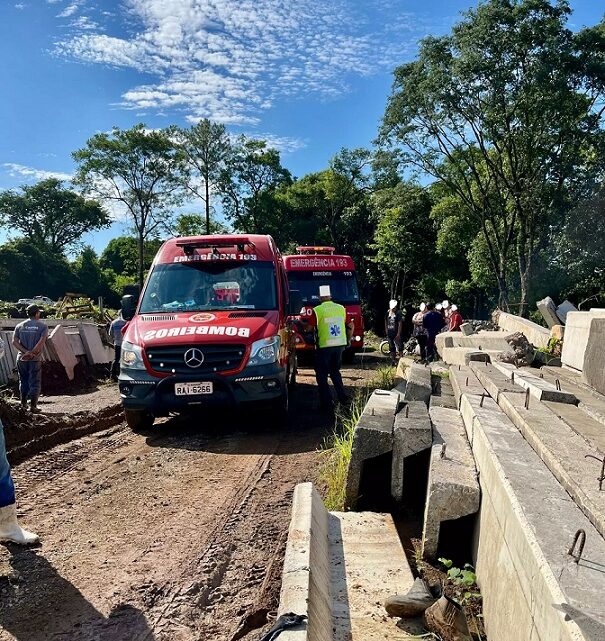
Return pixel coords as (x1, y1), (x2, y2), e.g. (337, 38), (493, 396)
(456, 380), (605, 641)
(345, 390), (399, 509)
(581, 318), (605, 396)
(401, 363), (432, 404)
(435, 330), (516, 365)
(421, 407), (480, 559)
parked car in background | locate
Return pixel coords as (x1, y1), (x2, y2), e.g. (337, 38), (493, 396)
(16, 295), (57, 307)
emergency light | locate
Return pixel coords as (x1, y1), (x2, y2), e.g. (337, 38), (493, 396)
(176, 237), (256, 256)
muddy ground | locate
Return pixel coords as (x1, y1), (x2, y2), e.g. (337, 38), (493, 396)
(0, 348), (385, 641)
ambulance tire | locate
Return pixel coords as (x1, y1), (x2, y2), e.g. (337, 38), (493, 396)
(272, 386), (289, 424)
(125, 409), (155, 433)
(342, 347), (355, 365)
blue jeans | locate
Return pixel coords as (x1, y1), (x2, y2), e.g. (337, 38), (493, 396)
(0, 420), (15, 508)
(18, 359), (42, 398)
(314, 346), (347, 407)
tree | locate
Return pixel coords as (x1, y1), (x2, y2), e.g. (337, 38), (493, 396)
(380, 0), (605, 314)
(172, 213), (229, 237)
(99, 236), (163, 277)
(176, 120), (233, 235)
(73, 124), (186, 288)
(0, 178), (110, 254)
(221, 137), (292, 232)
(0, 239), (77, 302)
(370, 183), (435, 303)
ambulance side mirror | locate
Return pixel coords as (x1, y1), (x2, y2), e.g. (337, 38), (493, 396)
(121, 295), (137, 321)
(288, 290), (303, 316)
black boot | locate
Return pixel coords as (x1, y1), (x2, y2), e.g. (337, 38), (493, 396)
(30, 395), (42, 414)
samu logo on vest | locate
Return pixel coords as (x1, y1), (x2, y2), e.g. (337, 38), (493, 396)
(330, 324), (342, 337)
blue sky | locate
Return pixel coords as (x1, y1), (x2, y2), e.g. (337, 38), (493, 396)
(0, 0), (602, 254)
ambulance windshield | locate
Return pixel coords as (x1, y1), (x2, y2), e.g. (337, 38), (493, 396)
(140, 261), (277, 313)
(287, 271), (360, 306)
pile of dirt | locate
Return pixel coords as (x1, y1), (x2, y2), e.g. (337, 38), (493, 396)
(0, 394), (124, 464)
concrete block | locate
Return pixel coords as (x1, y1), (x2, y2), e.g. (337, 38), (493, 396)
(441, 346), (512, 367)
(65, 330), (86, 356)
(458, 391), (605, 641)
(391, 401), (432, 501)
(79, 323), (111, 364)
(47, 325), (78, 380)
(556, 300), (578, 324)
(429, 376), (457, 410)
(460, 322), (474, 336)
(469, 362), (526, 402)
(402, 363), (432, 405)
(496, 311), (550, 349)
(279, 483), (331, 641)
(492, 362), (577, 404)
(537, 296), (560, 329)
(421, 407), (480, 559)
(561, 310), (605, 371)
(581, 318), (605, 396)
(345, 390), (398, 509)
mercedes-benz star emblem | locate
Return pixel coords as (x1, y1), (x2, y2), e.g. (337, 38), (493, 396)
(184, 348), (204, 368)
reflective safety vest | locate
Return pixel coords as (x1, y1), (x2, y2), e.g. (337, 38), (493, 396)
(314, 300), (347, 349)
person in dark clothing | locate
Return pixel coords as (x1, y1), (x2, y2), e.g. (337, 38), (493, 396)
(385, 299), (403, 364)
(412, 303), (428, 361)
(422, 303), (445, 362)
(109, 312), (127, 380)
(13, 305), (48, 412)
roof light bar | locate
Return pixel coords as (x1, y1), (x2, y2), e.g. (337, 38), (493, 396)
(296, 246), (336, 255)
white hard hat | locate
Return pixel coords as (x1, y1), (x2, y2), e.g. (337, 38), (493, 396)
(319, 285), (331, 298)
(451, 304), (458, 311)
(419, 302), (426, 311)
(436, 303), (443, 310)
(389, 299), (398, 310)
(442, 300), (449, 308)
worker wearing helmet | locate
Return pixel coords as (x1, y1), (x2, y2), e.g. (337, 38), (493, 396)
(0, 336), (38, 544)
(313, 285), (352, 412)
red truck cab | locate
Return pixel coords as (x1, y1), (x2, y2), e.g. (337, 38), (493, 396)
(118, 235), (296, 431)
(283, 247), (364, 363)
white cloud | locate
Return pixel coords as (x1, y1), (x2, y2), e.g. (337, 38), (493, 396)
(14, 3), (26, 9)
(54, 0), (417, 125)
(57, 0), (83, 18)
(2, 163), (73, 182)
(242, 134), (307, 154)
(69, 15), (98, 30)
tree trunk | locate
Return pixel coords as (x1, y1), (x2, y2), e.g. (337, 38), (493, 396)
(204, 168), (210, 235)
(137, 231), (145, 291)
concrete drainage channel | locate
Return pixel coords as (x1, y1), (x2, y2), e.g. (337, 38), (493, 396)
(274, 358), (605, 641)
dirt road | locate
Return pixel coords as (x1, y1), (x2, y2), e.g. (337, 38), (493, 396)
(0, 350), (385, 641)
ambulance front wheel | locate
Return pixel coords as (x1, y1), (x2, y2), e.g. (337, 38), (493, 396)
(125, 409), (155, 433)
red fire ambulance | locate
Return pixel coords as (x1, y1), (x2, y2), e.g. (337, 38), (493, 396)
(283, 247), (364, 362)
(118, 235), (296, 431)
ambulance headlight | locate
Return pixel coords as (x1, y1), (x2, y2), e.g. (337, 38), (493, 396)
(121, 340), (145, 370)
(247, 335), (280, 367)
(355, 335), (361, 342)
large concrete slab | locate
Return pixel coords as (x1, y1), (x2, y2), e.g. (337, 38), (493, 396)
(459, 392), (605, 641)
(581, 318), (605, 396)
(496, 311), (550, 348)
(562, 310), (605, 371)
(345, 390), (398, 509)
(421, 407), (480, 559)
(493, 362), (577, 404)
(279, 483), (331, 641)
(330, 511), (420, 640)
(402, 363), (432, 405)
(391, 401), (432, 501)
(47, 325), (78, 380)
(556, 300), (578, 324)
(429, 375), (457, 409)
(469, 362), (527, 402)
(279, 483), (420, 641)
(440, 345), (512, 366)
(79, 323), (111, 364)
(537, 296), (561, 329)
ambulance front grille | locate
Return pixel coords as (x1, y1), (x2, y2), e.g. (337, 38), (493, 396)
(146, 344), (246, 375)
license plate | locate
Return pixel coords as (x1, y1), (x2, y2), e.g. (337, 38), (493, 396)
(175, 382), (213, 396)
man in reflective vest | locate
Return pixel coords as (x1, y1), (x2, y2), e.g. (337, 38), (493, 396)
(313, 285), (352, 411)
